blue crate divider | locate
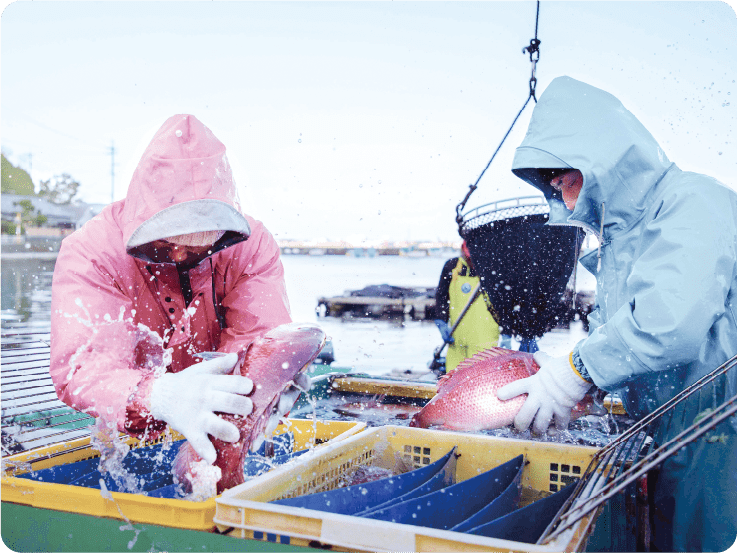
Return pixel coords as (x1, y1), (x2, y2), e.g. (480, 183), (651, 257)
(466, 482), (577, 543)
(355, 453), (460, 517)
(271, 447), (457, 516)
(360, 454), (525, 530)
(449, 458), (524, 532)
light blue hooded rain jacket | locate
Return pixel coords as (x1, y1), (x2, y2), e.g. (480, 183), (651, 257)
(512, 76), (737, 552)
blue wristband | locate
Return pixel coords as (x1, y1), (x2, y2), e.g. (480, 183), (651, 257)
(571, 346), (593, 383)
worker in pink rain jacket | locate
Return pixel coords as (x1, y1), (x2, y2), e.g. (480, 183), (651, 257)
(50, 114), (297, 465)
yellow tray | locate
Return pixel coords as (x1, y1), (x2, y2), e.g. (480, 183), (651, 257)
(214, 425), (603, 552)
(1, 418), (365, 531)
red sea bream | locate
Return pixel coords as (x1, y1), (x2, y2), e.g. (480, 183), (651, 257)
(410, 347), (595, 432)
(173, 322), (326, 494)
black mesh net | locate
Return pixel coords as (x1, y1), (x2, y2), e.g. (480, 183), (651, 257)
(459, 197), (581, 339)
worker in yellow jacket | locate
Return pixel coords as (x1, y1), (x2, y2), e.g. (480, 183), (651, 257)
(434, 242), (501, 372)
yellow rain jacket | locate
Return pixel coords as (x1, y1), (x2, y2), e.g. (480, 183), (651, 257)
(445, 257), (500, 372)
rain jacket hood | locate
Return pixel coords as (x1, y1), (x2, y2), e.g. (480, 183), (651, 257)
(512, 76), (674, 238)
(123, 114), (251, 260)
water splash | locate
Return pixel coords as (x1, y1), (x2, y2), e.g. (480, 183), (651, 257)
(91, 418), (143, 495)
(183, 460), (222, 501)
(99, 478), (143, 550)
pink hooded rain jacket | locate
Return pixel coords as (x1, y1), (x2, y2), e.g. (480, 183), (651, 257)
(50, 114), (291, 439)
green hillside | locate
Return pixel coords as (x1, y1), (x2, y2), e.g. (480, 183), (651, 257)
(2, 154), (34, 195)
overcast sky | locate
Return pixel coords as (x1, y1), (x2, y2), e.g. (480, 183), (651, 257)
(2, 1), (736, 242)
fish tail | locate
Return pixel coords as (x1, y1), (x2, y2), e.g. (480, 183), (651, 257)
(409, 411), (431, 428)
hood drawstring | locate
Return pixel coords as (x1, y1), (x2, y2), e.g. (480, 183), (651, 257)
(596, 201), (606, 272)
(210, 258), (226, 330)
(571, 228), (581, 312)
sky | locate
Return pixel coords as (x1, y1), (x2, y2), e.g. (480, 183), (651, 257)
(2, 1), (736, 243)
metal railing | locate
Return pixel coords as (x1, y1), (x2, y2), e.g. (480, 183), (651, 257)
(540, 353), (737, 546)
(1, 330), (95, 456)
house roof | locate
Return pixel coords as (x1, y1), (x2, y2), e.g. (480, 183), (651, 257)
(1, 194), (94, 226)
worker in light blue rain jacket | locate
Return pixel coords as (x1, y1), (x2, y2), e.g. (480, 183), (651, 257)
(497, 76), (737, 552)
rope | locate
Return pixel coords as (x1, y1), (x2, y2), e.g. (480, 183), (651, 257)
(455, 1), (542, 230)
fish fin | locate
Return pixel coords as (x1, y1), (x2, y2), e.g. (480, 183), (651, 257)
(172, 441), (202, 494)
(436, 373), (454, 392)
(438, 350), (496, 389)
(452, 347), (516, 372)
(481, 346), (518, 357)
(438, 347), (523, 392)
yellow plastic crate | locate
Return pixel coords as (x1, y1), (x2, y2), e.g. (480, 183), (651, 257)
(1, 418), (365, 531)
(214, 425), (603, 552)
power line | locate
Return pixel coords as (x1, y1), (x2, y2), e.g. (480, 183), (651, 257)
(18, 114), (109, 152)
(2, 137), (106, 157)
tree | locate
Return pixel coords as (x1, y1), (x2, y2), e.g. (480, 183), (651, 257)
(1, 154), (34, 195)
(14, 199), (47, 232)
(38, 173), (80, 205)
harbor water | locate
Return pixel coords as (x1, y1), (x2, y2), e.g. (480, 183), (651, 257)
(1, 252), (591, 374)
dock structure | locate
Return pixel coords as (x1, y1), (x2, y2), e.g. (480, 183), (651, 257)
(317, 285), (437, 320)
(278, 239), (461, 257)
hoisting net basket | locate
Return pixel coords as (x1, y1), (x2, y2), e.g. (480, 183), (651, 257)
(459, 195), (581, 339)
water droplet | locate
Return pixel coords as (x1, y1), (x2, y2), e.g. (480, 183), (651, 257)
(175, 130), (182, 137)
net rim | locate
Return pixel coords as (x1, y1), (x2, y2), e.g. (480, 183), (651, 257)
(460, 195), (550, 233)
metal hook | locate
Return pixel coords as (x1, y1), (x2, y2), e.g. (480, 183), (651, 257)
(523, 38), (541, 60)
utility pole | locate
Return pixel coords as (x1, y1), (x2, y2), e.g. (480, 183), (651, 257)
(110, 141), (115, 203)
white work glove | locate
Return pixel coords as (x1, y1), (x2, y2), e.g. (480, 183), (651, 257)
(150, 353), (253, 464)
(251, 373), (312, 453)
(497, 351), (592, 434)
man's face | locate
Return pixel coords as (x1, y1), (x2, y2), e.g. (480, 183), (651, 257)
(550, 169), (583, 210)
(147, 240), (214, 264)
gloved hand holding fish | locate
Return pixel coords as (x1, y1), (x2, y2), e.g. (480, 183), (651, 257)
(156, 322), (325, 494)
(150, 352), (254, 465)
(497, 351), (593, 434)
(410, 347), (599, 433)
